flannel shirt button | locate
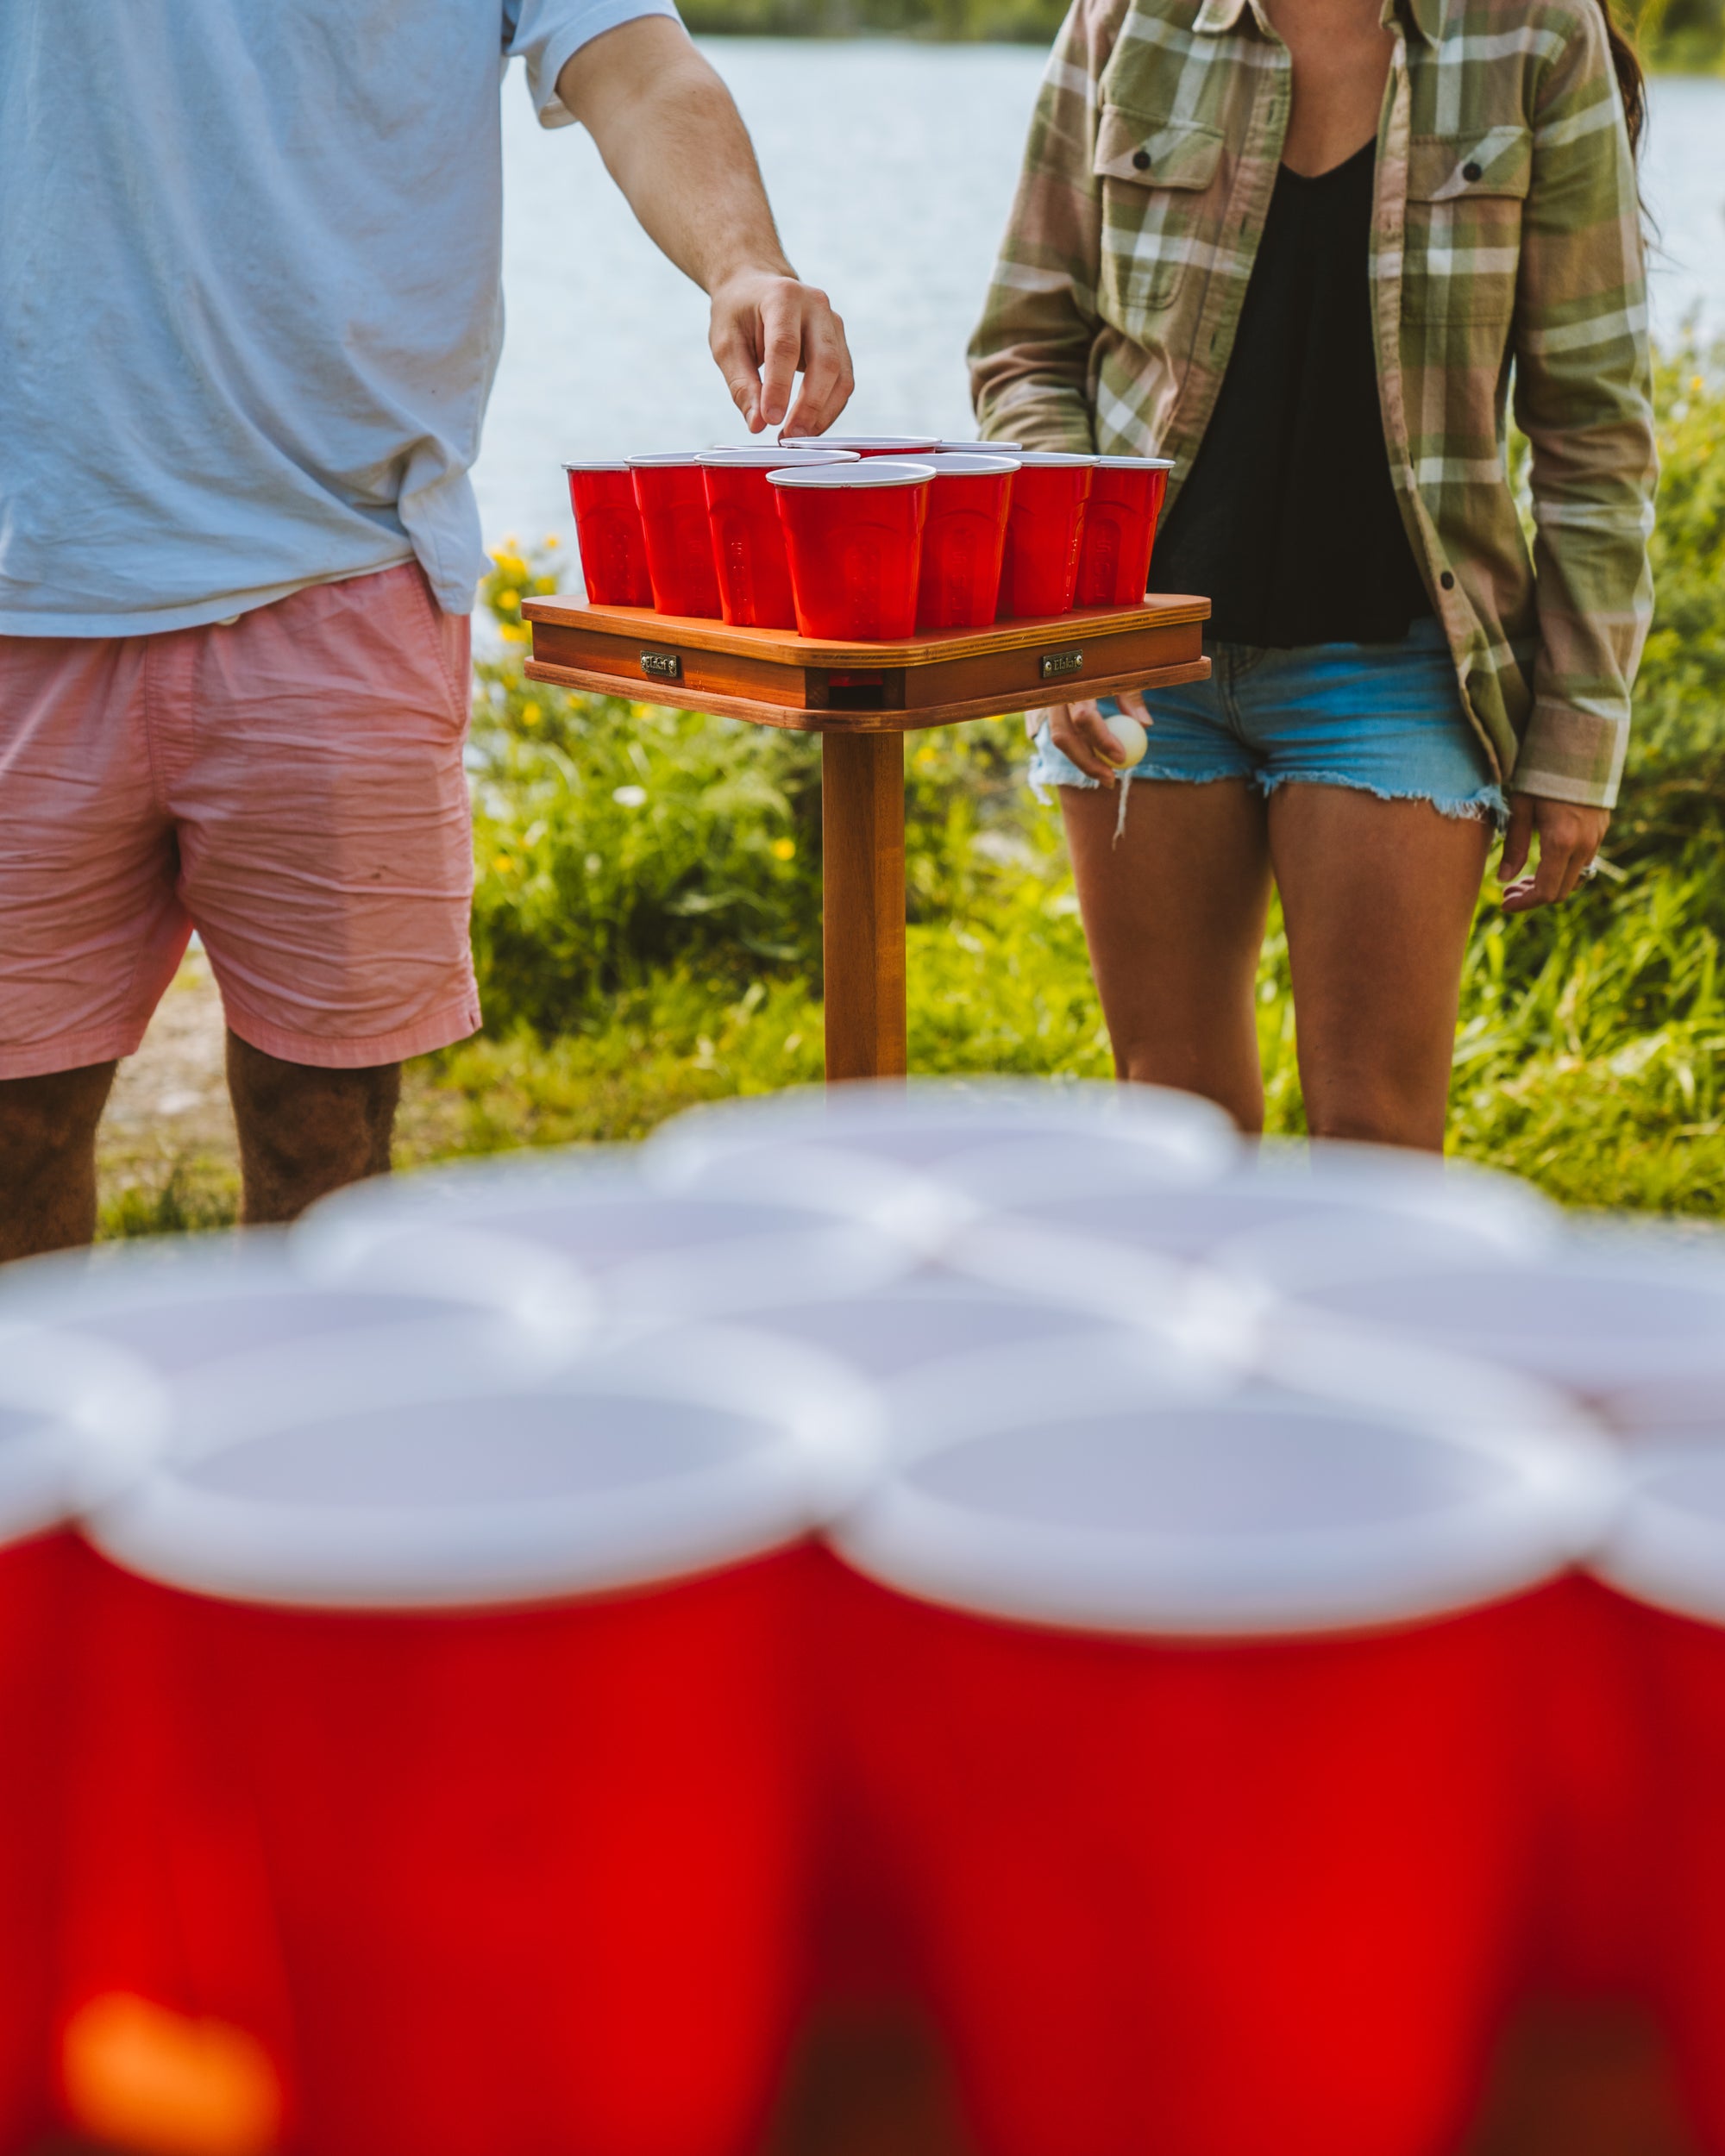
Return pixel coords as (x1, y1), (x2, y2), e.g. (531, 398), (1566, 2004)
(1462, 160), (1483, 182)
(1440, 570), (1457, 590)
(1132, 149), (1151, 171)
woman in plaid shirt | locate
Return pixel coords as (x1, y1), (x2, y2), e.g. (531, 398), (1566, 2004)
(972, 0), (1655, 1150)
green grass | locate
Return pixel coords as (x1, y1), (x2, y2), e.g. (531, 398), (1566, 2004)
(437, 825), (1725, 1213)
(98, 1162), (242, 1240)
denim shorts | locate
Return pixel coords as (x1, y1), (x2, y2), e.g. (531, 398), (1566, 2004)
(1027, 618), (1507, 824)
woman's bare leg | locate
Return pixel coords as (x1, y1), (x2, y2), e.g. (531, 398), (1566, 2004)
(1267, 784), (1493, 1153)
(1061, 779), (1274, 1132)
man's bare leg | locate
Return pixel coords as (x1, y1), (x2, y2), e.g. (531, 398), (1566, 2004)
(0, 1062), (120, 1262)
(226, 1033), (400, 1226)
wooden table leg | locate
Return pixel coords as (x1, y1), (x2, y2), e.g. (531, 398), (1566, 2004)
(821, 731), (907, 1082)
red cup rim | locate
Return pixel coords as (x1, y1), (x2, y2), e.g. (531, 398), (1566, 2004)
(1011, 451), (1099, 467)
(85, 1319), (884, 1608)
(0, 1319), (166, 1538)
(624, 451), (709, 467)
(779, 435), (940, 452)
(697, 448), (862, 467)
(936, 440), (1024, 453)
(563, 460), (630, 473)
(767, 459), (937, 490)
(1092, 454), (1176, 471)
(919, 453), (1020, 474)
(830, 1332), (1615, 1637)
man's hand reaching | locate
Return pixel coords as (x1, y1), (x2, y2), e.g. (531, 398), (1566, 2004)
(558, 22), (856, 440)
(709, 268), (854, 436)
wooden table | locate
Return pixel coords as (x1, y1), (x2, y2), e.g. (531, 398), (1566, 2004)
(524, 596), (1211, 1082)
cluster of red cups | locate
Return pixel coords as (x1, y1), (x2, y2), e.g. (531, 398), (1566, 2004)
(14, 1075), (1725, 2156)
(564, 436), (1174, 641)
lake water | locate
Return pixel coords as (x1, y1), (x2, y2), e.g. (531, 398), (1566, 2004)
(473, 43), (1725, 551)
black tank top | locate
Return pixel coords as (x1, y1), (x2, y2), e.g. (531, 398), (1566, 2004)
(1151, 139), (1433, 647)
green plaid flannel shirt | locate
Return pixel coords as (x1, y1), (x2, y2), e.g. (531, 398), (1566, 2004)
(969, 0), (1657, 806)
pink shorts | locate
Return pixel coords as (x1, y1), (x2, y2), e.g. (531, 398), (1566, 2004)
(0, 561), (482, 1080)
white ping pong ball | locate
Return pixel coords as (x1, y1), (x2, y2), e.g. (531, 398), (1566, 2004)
(1105, 711), (1148, 767)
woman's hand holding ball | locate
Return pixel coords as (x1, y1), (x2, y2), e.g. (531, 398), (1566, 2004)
(1044, 691), (1151, 786)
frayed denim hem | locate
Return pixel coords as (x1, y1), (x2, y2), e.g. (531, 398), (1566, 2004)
(1026, 761), (1240, 801)
(1256, 769), (1509, 830)
(1025, 756), (1507, 833)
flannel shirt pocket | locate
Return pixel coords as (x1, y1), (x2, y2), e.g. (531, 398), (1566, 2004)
(1094, 108), (1226, 328)
(1402, 126), (1533, 326)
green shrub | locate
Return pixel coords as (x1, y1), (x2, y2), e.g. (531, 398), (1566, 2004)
(1627, 0), (1725, 71)
(1611, 347), (1725, 868)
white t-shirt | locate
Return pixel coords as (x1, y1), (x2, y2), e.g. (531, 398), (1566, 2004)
(0, 0), (677, 636)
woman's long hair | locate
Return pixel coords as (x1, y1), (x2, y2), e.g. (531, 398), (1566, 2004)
(1598, 0), (1647, 154)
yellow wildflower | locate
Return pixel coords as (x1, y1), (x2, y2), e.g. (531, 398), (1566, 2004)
(492, 854), (513, 872)
(771, 837), (795, 861)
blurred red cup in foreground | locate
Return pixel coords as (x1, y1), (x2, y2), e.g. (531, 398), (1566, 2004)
(780, 436), (939, 458)
(0, 1332), (159, 2156)
(562, 461), (653, 608)
(769, 461), (934, 642)
(85, 1324), (876, 2156)
(25, 1236), (586, 2156)
(1074, 455), (1175, 609)
(1217, 1222), (1725, 1430)
(827, 1336), (1615, 2156)
(699, 449), (859, 631)
(995, 452), (1095, 620)
(626, 453), (723, 619)
(913, 454), (1019, 633)
(1594, 1445), (1725, 2147)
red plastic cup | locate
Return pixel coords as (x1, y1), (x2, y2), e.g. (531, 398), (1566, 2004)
(1596, 1444), (1725, 2143)
(562, 461), (652, 607)
(0, 1331), (166, 2156)
(913, 454), (1019, 633)
(702, 445), (867, 461)
(1517, 1574), (1657, 2002)
(295, 1151), (923, 1327)
(826, 1337), (1614, 2156)
(995, 452), (1095, 620)
(36, 1243), (587, 2155)
(1211, 1221), (1725, 1426)
(779, 436), (940, 458)
(85, 1323), (875, 2156)
(935, 440), (1023, 454)
(642, 1075), (1235, 1200)
(627, 453), (724, 619)
(768, 461), (934, 642)
(1073, 454), (1175, 609)
(699, 449), (859, 631)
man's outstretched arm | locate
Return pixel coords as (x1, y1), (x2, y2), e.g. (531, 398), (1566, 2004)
(557, 19), (854, 437)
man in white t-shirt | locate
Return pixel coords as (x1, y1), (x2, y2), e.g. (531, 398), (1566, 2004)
(0, 1), (853, 1258)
